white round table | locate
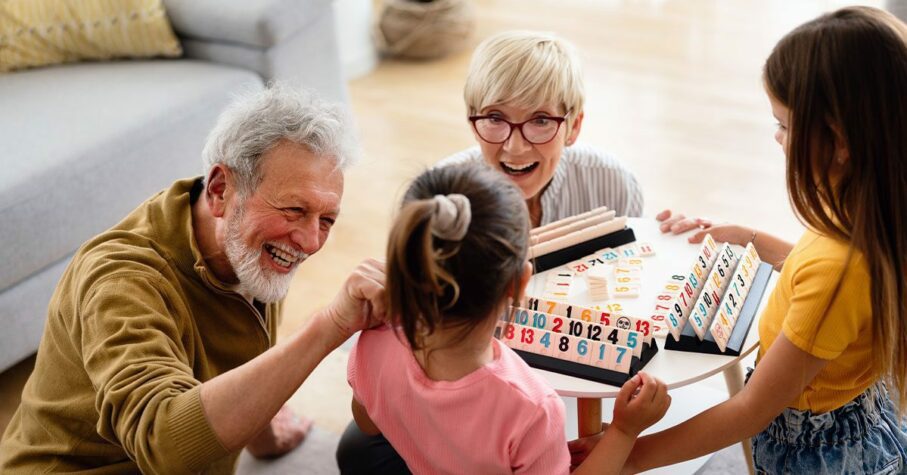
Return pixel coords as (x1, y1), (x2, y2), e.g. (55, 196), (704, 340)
(526, 218), (775, 474)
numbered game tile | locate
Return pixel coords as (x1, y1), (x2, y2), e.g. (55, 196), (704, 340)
(611, 285), (640, 298)
(566, 260), (590, 274)
(609, 346), (632, 373)
(501, 325), (516, 344)
(589, 342), (608, 369)
(548, 271), (575, 281)
(587, 287), (609, 300)
(543, 291), (570, 301)
(597, 248), (620, 262)
(562, 337), (582, 363)
(599, 344), (619, 371)
(662, 283), (684, 294)
(524, 334), (544, 354)
(613, 275), (641, 285)
(552, 336), (573, 361)
(649, 324), (669, 338)
(602, 303), (626, 316)
(588, 288), (609, 302)
(637, 242), (656, 256)
(576, 342), (594, 365)
(544, 282), (572, 293)
(617, 244), (638, 258)
(617, 258), (644, 269)
(536, 334), (554, 356)
(613, 266), (642, 277)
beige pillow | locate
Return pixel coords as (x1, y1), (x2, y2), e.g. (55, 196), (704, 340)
(0, 0), (182, 72)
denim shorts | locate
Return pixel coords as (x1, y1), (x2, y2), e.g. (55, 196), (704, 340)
(747, 370), (907, 474)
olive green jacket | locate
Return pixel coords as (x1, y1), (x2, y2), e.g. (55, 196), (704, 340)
(0, 178), (281, 474)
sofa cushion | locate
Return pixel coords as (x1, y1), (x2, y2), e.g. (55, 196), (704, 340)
(0, 0), (182, 72)
(163, 0), (331, 49)
(0, 256), (71, 371)
(0, 60), (262, 291)
(179, 13), (347, 103)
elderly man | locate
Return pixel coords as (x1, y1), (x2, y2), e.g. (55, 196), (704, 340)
(0, 85), (386, 473)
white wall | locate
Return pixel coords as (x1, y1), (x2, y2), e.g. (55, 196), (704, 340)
(333, 0), (379, 80)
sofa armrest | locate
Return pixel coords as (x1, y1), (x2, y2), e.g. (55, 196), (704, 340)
(162, 0), (332, 49)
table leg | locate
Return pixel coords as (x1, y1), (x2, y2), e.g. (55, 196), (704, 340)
(577, 397), (603, 437)
(723, 362), (755, 475)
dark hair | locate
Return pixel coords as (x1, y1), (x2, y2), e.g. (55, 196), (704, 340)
(764, 6), (907, 412)
(386, 163), (529, 351)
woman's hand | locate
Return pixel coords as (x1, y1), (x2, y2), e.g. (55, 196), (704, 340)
(656, 209), (712, 235)
(656, 209), (752, 245)
(656, 209), (794, 268)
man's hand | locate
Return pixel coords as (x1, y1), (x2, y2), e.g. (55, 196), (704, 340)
(611, 372), (671, 438)
(568, 422), (609, 470)
(200, 261), (387, 455)
(245, 405), (313, 459)
(321, 258), (387, 342)
(656, 210), (751, 245)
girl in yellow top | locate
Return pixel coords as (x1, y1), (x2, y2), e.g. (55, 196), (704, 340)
(574, 6), (907, 474)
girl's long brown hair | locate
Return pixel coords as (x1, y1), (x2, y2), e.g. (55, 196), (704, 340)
(764, 6), (907, 412)
(386, 164), (529, 351)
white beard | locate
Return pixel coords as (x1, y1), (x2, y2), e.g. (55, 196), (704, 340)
(224, 204), (300, 303)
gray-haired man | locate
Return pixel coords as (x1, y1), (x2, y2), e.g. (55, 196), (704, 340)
(0, 85), (386, 474)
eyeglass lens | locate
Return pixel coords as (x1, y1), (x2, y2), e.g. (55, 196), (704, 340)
(474, 117), (561, 144)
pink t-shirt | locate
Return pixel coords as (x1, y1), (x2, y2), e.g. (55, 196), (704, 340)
(348, 325), (569, 475)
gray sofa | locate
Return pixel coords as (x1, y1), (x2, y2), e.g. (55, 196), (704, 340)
(0, 0), (346, 372)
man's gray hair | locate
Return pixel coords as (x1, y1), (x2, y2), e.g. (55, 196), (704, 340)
(202, 83), (358, 195)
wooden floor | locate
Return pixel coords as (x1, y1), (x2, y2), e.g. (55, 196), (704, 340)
(0, 0), (882, 440)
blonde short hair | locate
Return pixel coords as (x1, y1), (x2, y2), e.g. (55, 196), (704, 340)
(464, 31), (585, 126)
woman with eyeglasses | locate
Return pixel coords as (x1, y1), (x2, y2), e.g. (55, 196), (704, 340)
(439, 30), (644, 227)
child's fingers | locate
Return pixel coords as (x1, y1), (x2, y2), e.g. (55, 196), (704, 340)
(649, 377), (665, 403)
(655, 209), (672, 222)
(631, 372), (656, 406)
(652, 379), (669, 407)
(648, 379), (671, 423)
(617, 374), (643, 405)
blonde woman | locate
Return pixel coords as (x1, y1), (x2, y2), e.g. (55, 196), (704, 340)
(440, 31), (643, 227)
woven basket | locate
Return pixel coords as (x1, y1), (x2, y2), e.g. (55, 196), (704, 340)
(375, 0), (475, 60)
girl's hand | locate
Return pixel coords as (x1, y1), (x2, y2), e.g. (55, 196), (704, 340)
(656, 209), (752, 245)
(611, 372), (671, 438)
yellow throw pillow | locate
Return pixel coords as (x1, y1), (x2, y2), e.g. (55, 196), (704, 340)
(0, 0), (182, 72)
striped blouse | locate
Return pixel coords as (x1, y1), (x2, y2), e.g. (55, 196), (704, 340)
(437, 143), (644, 226)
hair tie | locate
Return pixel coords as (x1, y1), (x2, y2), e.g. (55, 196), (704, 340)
(431, 194), (471, 241)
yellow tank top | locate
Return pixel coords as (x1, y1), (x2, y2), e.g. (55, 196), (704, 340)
(757, 230), (877, 413)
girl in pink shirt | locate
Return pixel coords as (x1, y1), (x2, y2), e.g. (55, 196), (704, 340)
(346, 164), (670, 474)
